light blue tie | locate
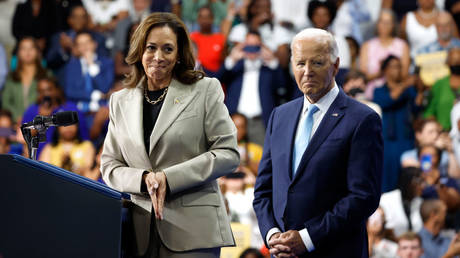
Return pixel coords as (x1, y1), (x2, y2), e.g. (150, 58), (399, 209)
(292, 105), (319, 176)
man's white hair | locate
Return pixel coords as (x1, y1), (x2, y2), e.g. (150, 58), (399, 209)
(291, 28), (339, 63)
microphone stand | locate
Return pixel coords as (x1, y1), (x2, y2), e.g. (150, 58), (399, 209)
(21, 120), (48, 161)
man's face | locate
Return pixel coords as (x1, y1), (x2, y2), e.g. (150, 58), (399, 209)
(197, 8), (213, 32)
(68, 6), (88, 32)
(291, 37), (339, 103)
(436, 13), (453, 41)
(397, 239), (423, 258)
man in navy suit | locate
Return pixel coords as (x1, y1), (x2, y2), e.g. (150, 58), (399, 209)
(253, 28), (383, 257)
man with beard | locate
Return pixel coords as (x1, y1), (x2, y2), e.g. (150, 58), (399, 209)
(418, 11), (460, 55)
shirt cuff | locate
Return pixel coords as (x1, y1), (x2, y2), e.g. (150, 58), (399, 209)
(299, 228), (315, 252)
(266, 227), (281, 245)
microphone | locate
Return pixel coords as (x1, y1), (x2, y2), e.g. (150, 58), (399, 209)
(23, 111), (79, 130)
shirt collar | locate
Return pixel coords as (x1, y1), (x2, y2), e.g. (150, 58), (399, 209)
(302, 82), (340, 115)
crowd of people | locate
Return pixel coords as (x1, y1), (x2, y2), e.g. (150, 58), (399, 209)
(3, 0), (460, 257)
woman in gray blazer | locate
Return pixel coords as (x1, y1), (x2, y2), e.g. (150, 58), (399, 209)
(101, 12), (239, 258)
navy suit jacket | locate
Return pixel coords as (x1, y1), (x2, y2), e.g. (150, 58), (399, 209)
(253, 90), (383, 257)
(219, 59), (285, 126)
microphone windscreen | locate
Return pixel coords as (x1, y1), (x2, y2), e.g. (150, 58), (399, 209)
(54, 111), (79, 126)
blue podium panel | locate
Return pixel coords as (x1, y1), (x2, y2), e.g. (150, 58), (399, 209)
(0, 154), (127, 258)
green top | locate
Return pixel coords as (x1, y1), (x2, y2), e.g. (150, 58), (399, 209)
(424, 76), (460, 130)
(1, 76), (38, 121)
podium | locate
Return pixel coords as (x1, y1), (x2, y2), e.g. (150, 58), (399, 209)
(0, 154), (130, 258)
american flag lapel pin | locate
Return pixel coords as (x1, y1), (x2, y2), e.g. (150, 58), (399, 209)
(174, 98), (180, 104)
(332, 113), (339, 117)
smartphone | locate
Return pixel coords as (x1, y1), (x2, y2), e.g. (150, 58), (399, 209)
(421, 154), (432, 172)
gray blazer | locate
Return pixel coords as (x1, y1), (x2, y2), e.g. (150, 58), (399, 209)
(101, 77), (239, 255)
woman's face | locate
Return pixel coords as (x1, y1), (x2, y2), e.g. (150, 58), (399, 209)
(58, 124), (78, 141)
(377, 11), (394, 37)
(418, 0), (435, 10)
(142, 26), (178, 84)
(18, 39), (38, 65)
(312, 6), (331, 30)
(416, 121), (440, 145)
(384, 58), (402, 82)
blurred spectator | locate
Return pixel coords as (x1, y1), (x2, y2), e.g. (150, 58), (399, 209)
(180, 0), (229, 33)
(0, 109), (16, 154)
(402, 118), (460, 180)
(400, 0), (439, 59)
(231, 113), (262, 184)
(346, 36), (360, 71)
(425, 47), (460, 130)
(2, 37), (48, 122)
(190, 5), (226, 76)
(418, 11), (460, 55)
(0, 43), (7, 91)
(443, 233), (460, 258)
(271, 0), (309, 33)
(54, 0), (83, 31)
(343, 70), (382, 117)
(367, 207), (398, 257)
(373, 55), (423, 192)
(46, 5), (109, 72)
(380, 167), (424, 237)
(418, 144), (460, 211)
(418, 199), (451, 258)
(63, 31), (114, 115)
(219, 30), (285, 145)
(82, 0), (129, 34)
(360, 9), (410, 100)
(239, 247), (264, 258)
(114, 22), (138, 79)
(39, 123), (95, 176)
(307, 0), (351, 82)
(113, 0), (150, 58)
(446, 0), (460, 32)
(21, 76), (89, 158)
(331, 0), (371, 44)
(451, 101), (460, 168)
(85, 141), (104, 182)
(12, 0), (59, 52)
(228, 0), (292, 68)
(397, 231), (424, 258)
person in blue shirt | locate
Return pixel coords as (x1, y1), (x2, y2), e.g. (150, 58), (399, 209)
(418, 199), (451, 258)
(417, 11), (460, 55)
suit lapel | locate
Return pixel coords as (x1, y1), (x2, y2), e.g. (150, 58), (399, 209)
(286, 98), (304, 181)
(291, 90), (348, 183)
(148, 79), (199, 155)
(120, 85), (151, 167)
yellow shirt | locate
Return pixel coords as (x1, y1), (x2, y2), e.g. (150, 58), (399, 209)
(48, 141), (94, 171)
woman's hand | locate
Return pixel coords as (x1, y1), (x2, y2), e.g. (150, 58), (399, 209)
(144, 171), (167, 220)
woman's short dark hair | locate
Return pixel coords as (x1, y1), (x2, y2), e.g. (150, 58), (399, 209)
(380, 54), (399, 73)
(124, 12), (204, 88)
(307, 0), (337, 25)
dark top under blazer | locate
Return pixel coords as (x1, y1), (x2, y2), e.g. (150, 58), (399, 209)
(253, 90), (383, 257)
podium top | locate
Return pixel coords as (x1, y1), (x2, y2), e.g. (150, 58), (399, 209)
(7, 154), (129, 200)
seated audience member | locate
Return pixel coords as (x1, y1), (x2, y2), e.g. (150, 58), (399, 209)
(239, 247), (264, 258)
(451, 101), (460, 168)
(380, 167), (424, 237)
(180, 0), (229, 33)
(46, 5), (108, 72)
(85, 142), (104, 182)
(228, 0), (292, 68)
(0, 109), (17, 154)
(114, 22), (138, 79)
(425, 47), (460, 130)
(222, 172), (262, 248)
(359, 9), (410, 100)
(418, 199), (452, 258)
(367, 207), (398, 257)
(190, 5), (226, 76)
(2, 37), (48, 122)
(113, 0), (150, 58)
(418, 11), (460, 55)
(219, 30), (285, 145)
(443, 234), (460, 258)
(0, 43), (7, 91)
(402, 118), (460, 179)
(346, 36), (360, 71)
(39, 123), (95, 176)
(373, 55), (423, 192)
(307, 0), (351, 79)
(231, 113), (262, 184)
(343, 70), (382, 116)
(12, 0), (59, 52)
(63, 31), (114, 115)
(22, 76), (89, 158)
(400, 0), (439, 60)
(331, 0), (371, 44)
(419, 144), (460, 211)
(397, 231), (424, 258)
(82, 0), (129, 34)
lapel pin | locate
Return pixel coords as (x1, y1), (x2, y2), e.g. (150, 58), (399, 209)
(332, 113), (339, 117)
(174, 98), (180, 104)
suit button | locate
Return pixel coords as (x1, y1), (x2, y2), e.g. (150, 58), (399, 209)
(288, 189), (294, 193)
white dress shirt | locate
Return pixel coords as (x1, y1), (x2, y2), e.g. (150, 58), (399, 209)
(267, 83), (340, 252)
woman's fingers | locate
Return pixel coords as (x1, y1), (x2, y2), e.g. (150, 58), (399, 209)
(155, 172), (167, 220)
